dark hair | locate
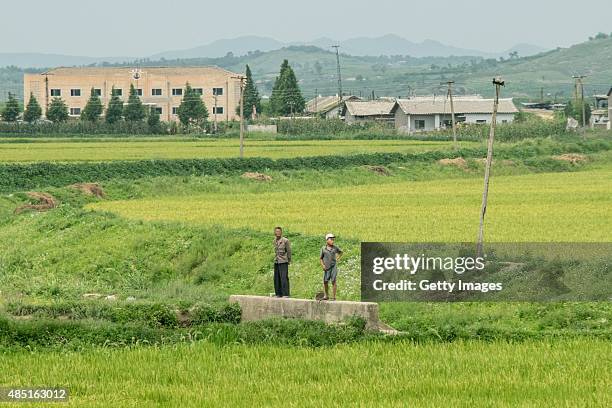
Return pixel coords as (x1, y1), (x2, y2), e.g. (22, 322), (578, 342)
(274, 226), (282, 231)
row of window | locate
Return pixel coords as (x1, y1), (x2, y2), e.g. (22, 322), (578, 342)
(68, 106), (225, 116)
(50, 87), (224, 98)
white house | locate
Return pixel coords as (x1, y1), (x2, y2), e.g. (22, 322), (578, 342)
(393, 96), (518, 133)
(608, 88), (612, 130)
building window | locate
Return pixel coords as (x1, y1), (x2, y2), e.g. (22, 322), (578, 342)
(172, 107), (179, 115)
(415, 119), (425, 130)
(112, 88), (122, 97)
(172, 88), (183, 96)
(193, 88), (203, 95)
(50, 89), (61, 97)
(70, 89), (81, 97)
(152, 88), (162, 96)
(153, 107), (163, 115)
(136, 88), (143, 96)
(93, 88), (102, 97)
(212, 106), (224, 114)
(476, 119), (486, 124)
(212, 87), (224, 96)
(69, 107), (81, 116)
(502, 120), (508, 124)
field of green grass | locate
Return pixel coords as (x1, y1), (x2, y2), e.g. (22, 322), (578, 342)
(1, 340), (610, 407)
(0, 138), (476, 162)
(1, 134), (610, 406)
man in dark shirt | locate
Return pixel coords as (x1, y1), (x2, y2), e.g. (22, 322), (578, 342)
(273, 226), (291, 297)
(320, 233), (343, 301)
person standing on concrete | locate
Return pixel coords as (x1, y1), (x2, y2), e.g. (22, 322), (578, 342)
(320, 233), (343, 301)
(273, 226), (291, 297)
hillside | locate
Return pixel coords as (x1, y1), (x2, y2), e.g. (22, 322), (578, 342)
(1, 37), (610, 103)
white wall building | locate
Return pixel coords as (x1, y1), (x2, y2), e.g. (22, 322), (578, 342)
(393, 96), (518, 133)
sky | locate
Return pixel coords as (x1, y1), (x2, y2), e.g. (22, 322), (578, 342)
(3, 0), (612, 56)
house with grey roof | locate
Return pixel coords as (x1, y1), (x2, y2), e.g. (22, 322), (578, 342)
(342, 100), (397, 124)
(392, 96), (518, 133)
(306, 95), (361, 118)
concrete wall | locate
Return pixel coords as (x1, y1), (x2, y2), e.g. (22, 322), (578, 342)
(24, 67), (241, 122)
(229, 295), (381, 330)
(464, 113), (515, 124)
(410, 114), (436, 131)
(247, 124), (277, 133)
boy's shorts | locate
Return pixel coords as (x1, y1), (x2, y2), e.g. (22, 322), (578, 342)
(323, 265), (338, 283)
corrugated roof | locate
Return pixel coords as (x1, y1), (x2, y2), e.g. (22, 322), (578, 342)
(306, 95), (360, 113)
(345, 100), (396, 116)
(40, 66), (239, 77)
(396, 97), (517, 115)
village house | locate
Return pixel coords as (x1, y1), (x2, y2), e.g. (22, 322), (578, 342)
(393, 96), (518, 133)
(342, 100), (396, 124)
(23, 66), (242, 122)
(591, 93), (609, 129)
(306, 95), (361, 118)
(608, 88), (612, 130)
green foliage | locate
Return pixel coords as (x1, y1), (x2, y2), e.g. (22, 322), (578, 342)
(81, 88), (104, 122)
(242, 64), (261, 119)
(22, 93), (42, 123)
(105, 86), (124, 124)
(1, 138), (609, 192)
(564, 99), (592, 125)
(124, 84), (146, 122)
(177, 82), (208, 127)
(147, 106), (166, 134)
(1, 92), (20, 122)
(46, 97), (69, 123)
(268, 59), (305, 116)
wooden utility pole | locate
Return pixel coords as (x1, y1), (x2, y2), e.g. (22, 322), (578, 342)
(477, 77), (504, 257)
(232, 75), (246, 158)
(442, 80), (457, 150)
(332, 45), (343, 117)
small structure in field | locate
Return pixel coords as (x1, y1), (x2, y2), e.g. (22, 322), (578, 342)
(341, 100), (396, 124)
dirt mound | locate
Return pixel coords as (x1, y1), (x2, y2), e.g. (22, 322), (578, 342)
(364, 165), (391, 176)
(14, 192), (58, 214)
(438, 157), (467, 168)
(242, 172), (272, 182)
(70, 183), (105, 198)
(553, 154), (587, 164)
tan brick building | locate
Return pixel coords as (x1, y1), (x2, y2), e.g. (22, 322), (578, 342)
(23, 66), (242, 122)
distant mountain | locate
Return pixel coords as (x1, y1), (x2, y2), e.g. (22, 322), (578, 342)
(0, 53), (132, 69)
(151, 36), (285, 60)
(0, 34), (547, 69)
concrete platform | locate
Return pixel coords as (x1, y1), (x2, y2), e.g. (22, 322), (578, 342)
(229, 295), (382, 330)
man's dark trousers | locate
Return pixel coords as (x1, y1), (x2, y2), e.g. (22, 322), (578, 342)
(274, 263), (290, 297)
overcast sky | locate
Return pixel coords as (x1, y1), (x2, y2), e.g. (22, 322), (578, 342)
(3, 0), (611, 56)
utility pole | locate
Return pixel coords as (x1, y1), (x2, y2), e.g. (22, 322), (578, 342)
(477, 77), (505, 258)
(232, 75), (246, 158)
(442, 80), (457, 150)
(332, 45), (343, 117)
(572, 74), (587, 128)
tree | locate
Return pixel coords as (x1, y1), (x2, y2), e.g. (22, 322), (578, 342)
(1, 92), (20, 122)
(23, 93), (42, 123)
(46, 97), (69, 123)
(81, 88), (103, 122)
(147, 106), (164, 133)
(105, 86), (123, 124)
(564, 100), (591, 125)
(268, 59), (305, 116)
(177, 82), (208, 126)
(242, 65), (261, 119)
(123, 84), (146, 122)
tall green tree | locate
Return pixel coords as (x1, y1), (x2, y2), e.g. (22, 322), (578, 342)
(242, 64), (261, 119)
(46, 97), (69, 123)
(268, 60), (305, 116)
(23, 93), (42, 123)
(147, 106), (164, 133)
(1, 92), (20, 122)
(81, 88), (103, 122)
(177, 82), (208, 126)
(124, 84), (146, 122)
(105, 86), (124, 124)
(564, 99), (591, 126)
